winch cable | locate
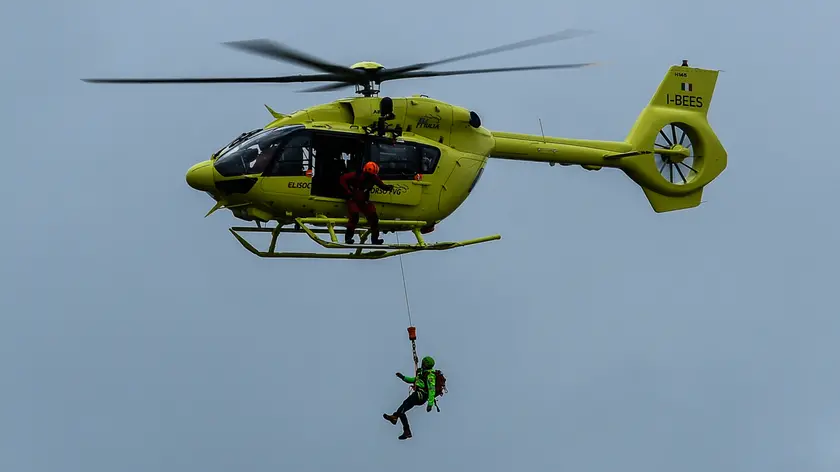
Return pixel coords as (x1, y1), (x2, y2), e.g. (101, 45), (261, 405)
(396, 232), (419, 376)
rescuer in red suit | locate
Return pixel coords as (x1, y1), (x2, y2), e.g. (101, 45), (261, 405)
(339, 161), (393, 245)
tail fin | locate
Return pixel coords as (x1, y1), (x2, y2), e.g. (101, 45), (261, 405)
(621, 62), (727, 212)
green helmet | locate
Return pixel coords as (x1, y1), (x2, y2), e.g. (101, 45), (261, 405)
(421, 356), (435, 369)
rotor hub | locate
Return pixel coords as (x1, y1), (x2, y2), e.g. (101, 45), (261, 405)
(350, 61), (385, 71)
(665, 144), (691, 163)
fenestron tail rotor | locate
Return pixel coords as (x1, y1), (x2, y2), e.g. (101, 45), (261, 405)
(654, 123), (699, 186)
(81, 29), (598, 96)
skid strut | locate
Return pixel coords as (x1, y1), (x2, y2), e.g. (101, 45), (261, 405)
(228, 216), (500, 260)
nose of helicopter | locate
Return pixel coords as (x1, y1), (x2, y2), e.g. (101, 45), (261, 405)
(186, 160), (215, 192)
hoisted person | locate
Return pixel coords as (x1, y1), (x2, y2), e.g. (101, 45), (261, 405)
(383, 355), (444, 440)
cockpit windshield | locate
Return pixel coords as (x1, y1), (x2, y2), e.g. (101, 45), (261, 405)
(213, 125), (304, 177)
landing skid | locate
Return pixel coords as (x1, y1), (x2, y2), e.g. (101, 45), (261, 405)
(229, 217), (501, 260)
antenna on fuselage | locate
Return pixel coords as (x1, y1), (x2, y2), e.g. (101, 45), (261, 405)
(538, 118), (546, 143)
(539, 117), (556, 167)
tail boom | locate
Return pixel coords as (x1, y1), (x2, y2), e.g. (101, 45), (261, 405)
(489, 133), (633, 169)
(489, 63), (727, 212)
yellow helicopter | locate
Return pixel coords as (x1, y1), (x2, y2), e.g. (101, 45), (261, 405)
(82, 30), (727, 260)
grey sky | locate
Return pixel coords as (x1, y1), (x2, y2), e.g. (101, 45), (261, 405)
(2, 0), (838, 470)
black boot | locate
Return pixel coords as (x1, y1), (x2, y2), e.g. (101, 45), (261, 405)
(371, 231), (384, 245)
(398, 429), (412, 440)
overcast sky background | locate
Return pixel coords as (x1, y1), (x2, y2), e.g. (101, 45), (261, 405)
(2, 0), (838, 471)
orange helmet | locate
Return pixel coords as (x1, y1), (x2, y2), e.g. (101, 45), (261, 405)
(363, 162), (380, 174)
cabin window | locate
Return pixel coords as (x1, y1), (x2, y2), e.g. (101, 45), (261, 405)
(420, 146), (440, 174)
(368, 140), (440, 179)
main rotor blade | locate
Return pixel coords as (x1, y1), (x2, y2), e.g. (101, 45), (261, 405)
(81, 73), (346, 84)
(223, 39), (362, 78)
(390, 63), (598, 80)
(295, 63), (599, 92)
(379, 29), (594, 79)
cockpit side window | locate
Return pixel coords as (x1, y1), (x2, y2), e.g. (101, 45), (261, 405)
(263, 132), (315, 177)
(213, 126), (303, 177)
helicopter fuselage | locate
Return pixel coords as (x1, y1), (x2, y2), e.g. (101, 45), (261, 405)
(82, 30), (729, 258)
(186, 95), (494, 231)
